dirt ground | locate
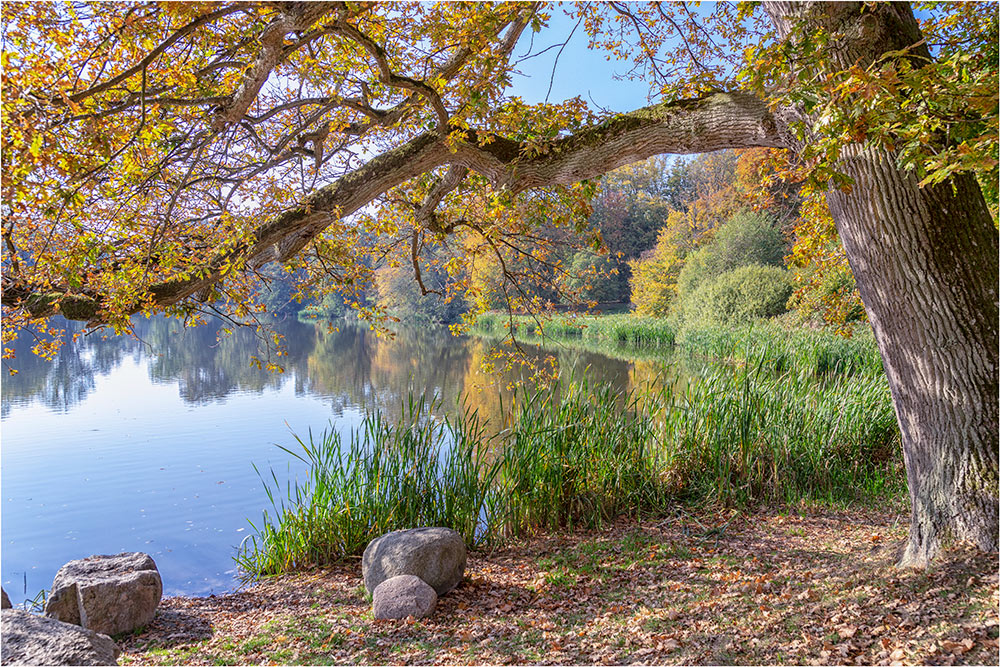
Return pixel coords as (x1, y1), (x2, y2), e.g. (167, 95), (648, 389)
(119, 507), (999, 666)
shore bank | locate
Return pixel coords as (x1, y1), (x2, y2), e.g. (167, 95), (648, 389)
(120, 508), (997, 666)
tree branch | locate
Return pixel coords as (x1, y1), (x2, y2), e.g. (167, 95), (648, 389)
(3, 91), (787, 323)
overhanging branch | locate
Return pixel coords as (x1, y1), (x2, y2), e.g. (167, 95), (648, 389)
(3, 91), (788, 323)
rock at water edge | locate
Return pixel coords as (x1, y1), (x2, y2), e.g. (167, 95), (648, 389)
(45, 552), (162, 636)
(1, 609), (120, 666)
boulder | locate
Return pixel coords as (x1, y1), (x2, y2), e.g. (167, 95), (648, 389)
(372, 575), (437, 620)
(2, 587), (11, 609)
(362, 527), (466, 595)
(45, 552), (161, 636)
(1, 609), (120, 666)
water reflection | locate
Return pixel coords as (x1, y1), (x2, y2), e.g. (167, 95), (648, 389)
(1, 314), (677, 604)
(2, 316), (652, 424)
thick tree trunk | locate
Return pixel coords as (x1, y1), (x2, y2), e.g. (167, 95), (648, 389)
(826, 149), (999, 566)
(765, 1), (999, 564)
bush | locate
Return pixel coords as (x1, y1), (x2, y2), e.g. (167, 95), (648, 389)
(676, 245), (714, 297)
(710, 209), (786, 272)
(675, 209), (786, 300)
(683, 265), (793, 327)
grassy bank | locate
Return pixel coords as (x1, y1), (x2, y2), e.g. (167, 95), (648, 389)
(473, 312), (677, 350)
(238, 352), (902, 579)
(471, 312), (884, 378)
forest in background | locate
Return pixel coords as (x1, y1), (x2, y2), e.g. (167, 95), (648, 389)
(289, 148), (877, 334)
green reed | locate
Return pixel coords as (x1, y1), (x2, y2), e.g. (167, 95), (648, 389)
(675, 323), (884, 377)
(473, 313), (884, 378)
(472, 313), (678, 349)
(235, 396), (502, 577)
(659, 355), (901, 505)
(237, 344), (903, 580)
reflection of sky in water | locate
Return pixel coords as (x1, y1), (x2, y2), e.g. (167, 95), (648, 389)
(1, 317), (667, 606)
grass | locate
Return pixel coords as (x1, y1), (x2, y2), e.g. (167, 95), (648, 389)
(473, 312), (678, 349)
(662, 356), (901, 505)
(236, 396), (501, 576)
(675, 321), (884, 377)
(237, 344), (903, 579)
(472, 312), (884, 378)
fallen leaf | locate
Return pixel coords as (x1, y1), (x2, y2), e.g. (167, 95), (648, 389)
(941, 639), (972, 655)
(796, 588), (819, 601)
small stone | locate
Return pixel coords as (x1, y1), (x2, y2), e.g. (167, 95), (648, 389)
(372, 575), (437, 620)
(1, 609), (120, 665)
(362, 527), (466, 595)
(45, 552), (162, 636)
(1, 587), (11, 609)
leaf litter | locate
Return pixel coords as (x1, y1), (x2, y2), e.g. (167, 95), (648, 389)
(119, 508), (998, 666)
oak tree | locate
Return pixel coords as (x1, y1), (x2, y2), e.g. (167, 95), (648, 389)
(2, 1), (996, 565)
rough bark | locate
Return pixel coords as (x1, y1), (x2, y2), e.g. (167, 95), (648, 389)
(766, 1), (999, 564)
(828, 150), (999, 566)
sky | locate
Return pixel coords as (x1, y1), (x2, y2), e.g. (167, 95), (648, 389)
(506, 6), (655, 113)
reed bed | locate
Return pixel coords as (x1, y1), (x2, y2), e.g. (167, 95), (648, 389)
(677, 323), (884, 377)
(473, 313), (884, 378)
(237, 353), (902, 579)
(661, 360), (900, 505)
(236, 397), (499, 577)
(472, 313), (678, 349)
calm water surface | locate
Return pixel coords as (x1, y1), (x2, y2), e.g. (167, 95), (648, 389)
(1, 316), (658, 605)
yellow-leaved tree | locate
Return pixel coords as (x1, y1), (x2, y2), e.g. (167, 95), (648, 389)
(2, 2), (996, 565)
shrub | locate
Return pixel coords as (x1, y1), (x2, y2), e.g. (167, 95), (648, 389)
(710, 209), (786, 272)
(674, 209), (787, 306)
(676, 245), (714, 297)
(683, 265), (793, 327)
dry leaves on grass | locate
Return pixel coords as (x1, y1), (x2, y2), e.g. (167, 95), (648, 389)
(119, 508), (999, 666)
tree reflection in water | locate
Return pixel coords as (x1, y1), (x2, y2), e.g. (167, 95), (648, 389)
(2, 315), (677, 426)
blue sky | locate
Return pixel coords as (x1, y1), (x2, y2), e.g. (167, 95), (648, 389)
(507, 6), (654, 112)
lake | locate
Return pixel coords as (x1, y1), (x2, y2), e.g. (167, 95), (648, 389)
(1, 315), (657, 606)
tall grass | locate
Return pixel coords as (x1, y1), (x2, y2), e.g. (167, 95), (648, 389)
(661, 358), (900, 505)
(473, 312), (884, 378)
(236, 397), (501, 576)
(677, 323), (884, 377)
(473, 313), (678, 349)
(237, 352), (903, 579)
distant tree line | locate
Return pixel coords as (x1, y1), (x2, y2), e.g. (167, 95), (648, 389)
(267, 149), (866, 330)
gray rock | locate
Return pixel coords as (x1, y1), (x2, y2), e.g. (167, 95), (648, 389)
(372, 575), (437, 620)
(362, 527), (466, 596)
(45, 552), (161, 636)
(1, 609), (120, 665)
(2, 587), (11, 609)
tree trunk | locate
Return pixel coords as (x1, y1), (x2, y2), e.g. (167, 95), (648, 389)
(826, 148), (999, 566)
(764, 1), (999, 564)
